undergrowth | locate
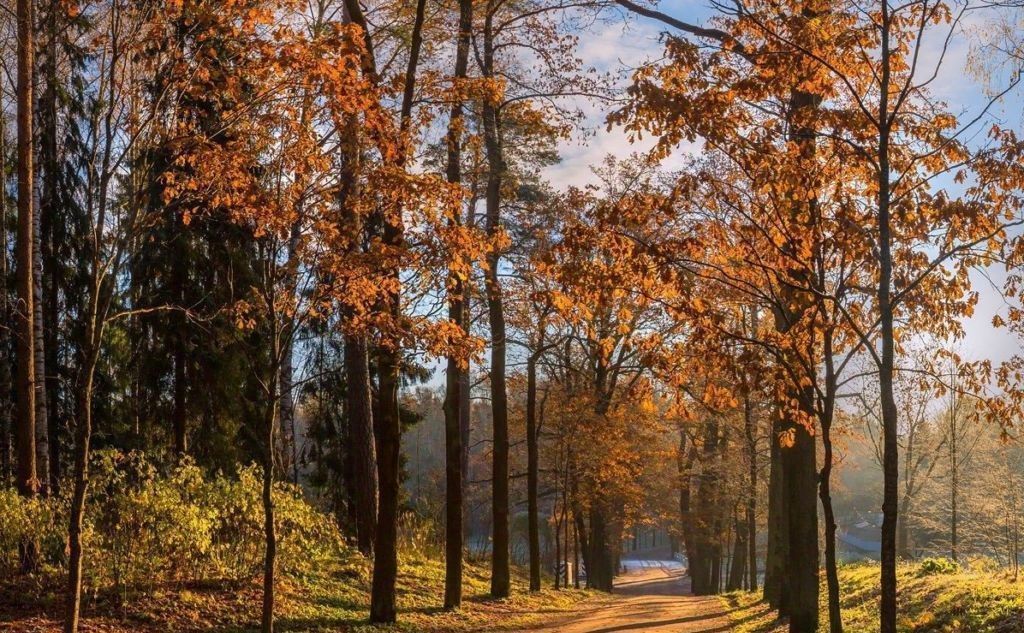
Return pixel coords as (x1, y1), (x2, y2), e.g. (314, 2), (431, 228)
(722, 559), (1024, 633)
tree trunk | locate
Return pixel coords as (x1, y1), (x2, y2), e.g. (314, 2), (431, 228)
(482, 2), (510, 596)
(727, 513), (747, 591)
(527, 351), (541, 591)
(369, 341), (401, 623)
(65, 341), (98, 633)
(0, 97), (12, 486)
(442, 0), (473, 605)
(877, 8), (898, 631)
(820, 414), (842, 633)
(783, 403), (819, 633)
(345, 334), (378, 556)
(744, 392), (757, 592)
(15, 0), (39, 573)
(172, 252), (187, 457)
(261, 364), (279, 633)
(763, 416), (787, 611)
(587, 505), (614, 591)
(32, 186), (48, 493)
(42, 21), (61, 490)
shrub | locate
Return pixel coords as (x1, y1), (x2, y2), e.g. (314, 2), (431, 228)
(917, 557), (961, 576)
(0, 449), (349, 598)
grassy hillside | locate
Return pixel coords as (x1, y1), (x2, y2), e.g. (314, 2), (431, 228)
(0, 551), (599, 632)
(722, 560), (1024, 633)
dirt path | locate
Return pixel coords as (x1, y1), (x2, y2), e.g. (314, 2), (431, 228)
(514, 558), (734, 633)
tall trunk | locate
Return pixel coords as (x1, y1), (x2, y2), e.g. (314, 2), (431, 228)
(950, 401), (958, 562)
(64, 348), (96, 633)
(368, 0), (425, 619)
(743, 391), (757, 592)
(172, 252), (187, 457)
(587, 505), (614, 591)
(442, 0), (473, 606)
(782, 396), (819, 633)
(33, 186), (48, 493)
(819, 328), (843, 633)
(820, 410), (842, 632)
(0, 104), (11, 485)
(345, 334), (377, 556)
(261, 345), (280, 633)
(727, 513), (747, 591)
(279, 221), (301, 483)
(773, 75), (822, 632)
(526, 351), (541, 591)
(482, 0), (510, 597)
(369, 341), (401, 623)
(41, 40), (60, 490)
(763, 415), (787, 610)
(877, 6), (898, 632)
(336, 74), (378, 556)
(15, 0), (39, 573)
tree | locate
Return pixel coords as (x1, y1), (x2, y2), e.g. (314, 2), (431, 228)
(14, 0), (38, 574)
(442, 0), (475, 607)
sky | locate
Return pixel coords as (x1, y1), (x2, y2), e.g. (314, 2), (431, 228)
(539, 0), (1024, 375)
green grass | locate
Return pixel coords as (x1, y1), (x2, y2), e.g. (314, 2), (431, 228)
(0, 551), (601, 633)
(721, 560), (1024, 633)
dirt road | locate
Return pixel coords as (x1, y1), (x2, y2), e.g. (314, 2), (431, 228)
(516, 558), (735, 633)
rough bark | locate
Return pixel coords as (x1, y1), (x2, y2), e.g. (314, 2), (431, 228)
(261, 346), (279, 633)
(369, 342), (401, 623)
(763, 416), (787, 611)
(482, 0), (510, 597)
(345, 334), (377, 556)
(41, 12), (61, 491)
(442, 0), (473, 606)
(15, 0), (39, 573)
(877, 7), (898, 629)
(727, 513), (747, 591)
(820, 330), (843, 633)
(64, 351), (96, 633)
(33, 186), (48, 493)
(744, 392), (757, 592)
(526, 352), (541, 591)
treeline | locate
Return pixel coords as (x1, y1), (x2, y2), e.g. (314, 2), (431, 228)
(5, 1), (1024, 633)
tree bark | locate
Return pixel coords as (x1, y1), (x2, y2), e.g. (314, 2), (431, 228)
(41, 8), (61, 492)
(744, 392), (757, 592)
(763, 415), (787, 611)
(482, 0), (510, 598)
(727, 513), (747, 591)
(877, 6), (898, 631)
(526, 351), (541, 591)
(820, 329), (843, 633)
(442, 0), (473, 606)
(15, 0), (39, 573)
(64, 350), (95, 633)
(33, 183), (48, 493)
(261, 347), (280, 633)
(370, 341), (401, 623)
(345, 334), (378, 556)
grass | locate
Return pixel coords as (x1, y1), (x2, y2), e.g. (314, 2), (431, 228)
(721, 560), (1024, 633)
(0, 551), (601, 633)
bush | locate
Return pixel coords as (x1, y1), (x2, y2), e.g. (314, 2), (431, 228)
(917, 557), (961, 576)
(0, 486), (65, 573)
(0, 449), (349, 598)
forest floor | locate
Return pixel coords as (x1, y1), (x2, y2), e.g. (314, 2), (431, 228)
(509, 552), (734, 633)
(0, 552), (600, 633)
